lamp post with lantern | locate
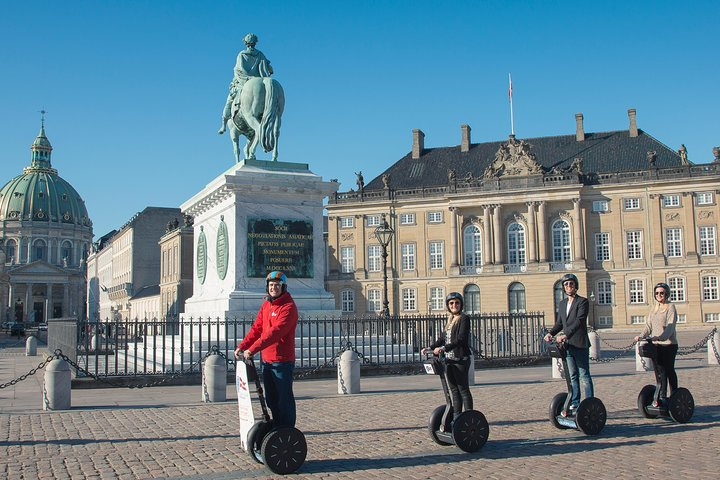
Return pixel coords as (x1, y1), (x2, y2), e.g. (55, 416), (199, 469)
(373, 214), (394, 317)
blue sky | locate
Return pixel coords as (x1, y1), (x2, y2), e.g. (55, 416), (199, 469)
(1, 1), (718, 240)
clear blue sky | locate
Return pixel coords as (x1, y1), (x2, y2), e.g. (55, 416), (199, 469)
(1, 1), (718, 240)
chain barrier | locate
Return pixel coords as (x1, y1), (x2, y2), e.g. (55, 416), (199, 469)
(0, 353), (56, 389)
(710, 329), (720, 365)
(677, 328), (717, 356)
(589, 326), (638, 350)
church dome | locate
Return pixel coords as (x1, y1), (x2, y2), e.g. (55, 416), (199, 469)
(0, 124), (91, 227)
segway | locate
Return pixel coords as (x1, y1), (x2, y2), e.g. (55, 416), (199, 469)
(547, 340), (607, 435)
(243, 356), (307, 475)
(423, 353), (489, 452)
(636, 339), (694, 423)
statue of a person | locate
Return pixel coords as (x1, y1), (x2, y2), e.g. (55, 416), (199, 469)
(382, 173), (390, 189)
(647, 150), (657, 167)
(218, 33), (274, 134)
(355, 171), (364, 192)
(713, 146), (720, 163)
(447, 169), (456, 184)
(678, 144), (688, 165)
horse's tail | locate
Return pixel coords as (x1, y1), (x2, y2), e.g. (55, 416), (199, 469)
(259, 78), (283, 153)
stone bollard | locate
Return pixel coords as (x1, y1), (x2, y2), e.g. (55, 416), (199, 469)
(588, 330), (600, 360)
(708, 331), (720, 366)
(467, 355), (476, 386)
(338, 350), (360, 394)
(635, 343), (654, 372)
(552, 358), (564, 379)
(202, 354), (227, 402)
(44, 358), (71, 410)
(91, 334), (102, 352)
(26, 336), (38, 356)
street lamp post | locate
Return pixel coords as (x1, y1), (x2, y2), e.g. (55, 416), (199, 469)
(589, 291), (596, 329)
(374, 214), (395, 317)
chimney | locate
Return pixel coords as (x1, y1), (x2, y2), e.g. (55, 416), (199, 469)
(575, 113), (585, 142)
(412, 129), (425, 159)
(461, 124), (471, 152)
(628, 108), (638, 137)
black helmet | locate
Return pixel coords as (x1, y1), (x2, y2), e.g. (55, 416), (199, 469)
(654, 282), (671, 297)
(445, 292), (464, 311)
(560, 273), (579, 288)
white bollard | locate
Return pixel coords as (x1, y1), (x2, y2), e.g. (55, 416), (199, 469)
(202, 354), (227, 402)
(636, 343), (654, 372)
(552, 358), (564, 379)
(708, 332), (720, 366)
(26, 336), (37, 356)
(467, 355), (475, 386)
(338, 350), (360, 394)
(588, 330), (600, 360)
(91, 334), (102, 351)
(43, 358), (71, 410)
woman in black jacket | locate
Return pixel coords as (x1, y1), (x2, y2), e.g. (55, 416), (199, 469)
(423, 292), (473, 422)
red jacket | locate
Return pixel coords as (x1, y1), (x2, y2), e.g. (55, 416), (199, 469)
(239, 291), (298, 362)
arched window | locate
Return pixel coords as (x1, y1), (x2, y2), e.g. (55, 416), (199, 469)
(552, 220), (572, 262)
(463, 225), (482, 266)
(508, 282), (526, 313)
(32, 239), (47, 262)
(463, 284), (480, 314)
(507, 223), (526, 264)
(553, 280), (567, 314)
(61, 241), (73, 266)
(4, 239), (16, 263)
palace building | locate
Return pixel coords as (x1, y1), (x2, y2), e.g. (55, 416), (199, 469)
(325, 109), (720, 329)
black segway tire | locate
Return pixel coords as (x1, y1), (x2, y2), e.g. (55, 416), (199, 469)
(575, 397), (607, 435)
(637, 384), (658, 419)
(260, 426), (307, 475)
(428, 405), (453, 446)
(246, 420), (272, 464)
(549, 392), (570, 429)
(668, 387), (694, 424)
(452, 410), (489, 453)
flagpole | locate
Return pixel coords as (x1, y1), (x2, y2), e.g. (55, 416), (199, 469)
(509, 73), (515, 136)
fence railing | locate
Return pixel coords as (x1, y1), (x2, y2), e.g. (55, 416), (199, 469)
(54, 312), (545, 377)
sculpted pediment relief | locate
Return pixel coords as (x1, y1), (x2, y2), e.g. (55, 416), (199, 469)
(483, 136), (543, 179)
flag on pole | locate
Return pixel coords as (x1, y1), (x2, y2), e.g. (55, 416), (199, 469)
(508, 73), (513, 102)
(508, 73), (515, 135)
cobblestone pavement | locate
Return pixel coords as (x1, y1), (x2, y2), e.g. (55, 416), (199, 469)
(1, 332), (719, 479)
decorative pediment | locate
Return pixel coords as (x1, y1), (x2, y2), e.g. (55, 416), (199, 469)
(8, 260), (71, 279)
(483, 135), (543, 179)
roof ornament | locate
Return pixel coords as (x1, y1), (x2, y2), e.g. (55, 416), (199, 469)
(483, 135), (543, 178)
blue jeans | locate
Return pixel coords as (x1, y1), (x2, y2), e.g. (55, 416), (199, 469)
(565, 345), (594, 408)
(261, 361), (296, 428)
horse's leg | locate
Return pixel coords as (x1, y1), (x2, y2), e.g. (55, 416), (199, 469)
(229, 124), (240, 163)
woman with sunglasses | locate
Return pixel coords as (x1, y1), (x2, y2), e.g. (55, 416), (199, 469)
(634, 282), (679, 406)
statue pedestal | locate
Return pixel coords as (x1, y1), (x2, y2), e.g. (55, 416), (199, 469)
(181, 159), (340, 319)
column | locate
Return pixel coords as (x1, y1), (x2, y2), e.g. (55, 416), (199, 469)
(47, 283), (54, 319)
(527, 202), (537, 263)
(482, 206), (492, 265)
(63, 284), (69, 318)
(538, 201), (548, 262)
(492, 205), (503, 264)
(449, 207), (458, 267)
(572, 198), (584, 260)
(25, 284), (32, 321)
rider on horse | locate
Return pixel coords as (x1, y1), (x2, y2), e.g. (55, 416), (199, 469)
(218, 33), (274, 135)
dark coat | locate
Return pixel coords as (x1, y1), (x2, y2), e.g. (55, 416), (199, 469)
(430, 313), (471, 359)
(549, 295), (590, 349)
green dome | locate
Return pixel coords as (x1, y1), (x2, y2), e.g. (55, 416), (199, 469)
(0, 126), (91, 227)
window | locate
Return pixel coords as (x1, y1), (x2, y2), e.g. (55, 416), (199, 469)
(624, 198), (640, 210)
(676, 314), (687, 324)
(665, 228), (683, 257)
(61, 241), (73, 265)
(429, 287), (444, 311)
(631, 315), (646, 325)
(401, 243), (416, 271)
(668, 277), (686, 302)
(340, 217), (354, 228)
(598, 316), (613, 327)
(702, 276), (719, 301)
(367, 289), (381, 312)
(508, 282), (526, 313)
(699, 226), (716, 255)
(341, 289), (355, 312)
(399, 213), (415, 225)
(627, 231), (643, 260)
(595, 233), (610, 261)
(427, 211), (443, 223)
(340, 246), (355, 273)
(662, 194), (680, 207)
(402, 288), (417, 311)
(629, 279), (645, 304)
(507, 223), (526, 265)
(4, 239), (16, 263)
(705, 313), (720, 323)
(463, 225), (482, 266)
(597, 280), (612, 305)
(366, 215), (381, 227)
(429, 241), (444, 269)
(464, 284), (480, 314)
(592, 200), (609, 213)
(33, 240), (46, 261)
(551, 220), (571, 262)
(367, 245), (381, 272)
(697, 192), (714, 205)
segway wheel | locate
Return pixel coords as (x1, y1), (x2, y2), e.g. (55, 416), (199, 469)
(549, 393), (570, 429)
(668, 388), (694, 424)
(452, 410), (489, 453)
(637, 384), (658, 419)
(428, 405), (453, 446)
(246, 420), (272, 464)
(575, 397), (607, 435)
(260, 427), (307, 475)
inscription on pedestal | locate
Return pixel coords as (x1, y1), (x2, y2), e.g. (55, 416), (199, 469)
(197, 227), (207, 284)
(247, 218), (313, 277)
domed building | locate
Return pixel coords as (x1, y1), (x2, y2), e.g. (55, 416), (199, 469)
(0, 121), (93, 324)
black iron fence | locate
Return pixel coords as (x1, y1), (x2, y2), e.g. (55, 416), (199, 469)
(54, 312), (545, 377)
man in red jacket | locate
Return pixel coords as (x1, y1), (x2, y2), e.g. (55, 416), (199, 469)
(235, 271), (298, 427)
